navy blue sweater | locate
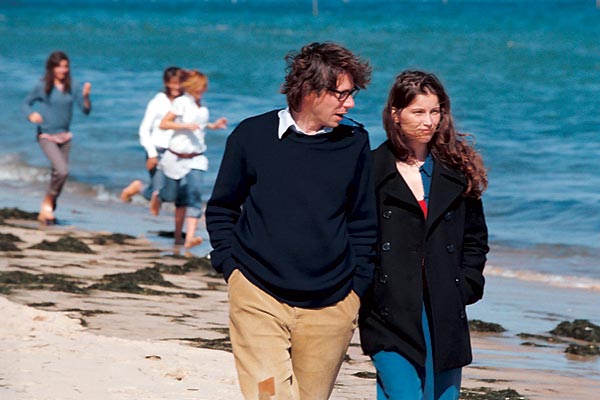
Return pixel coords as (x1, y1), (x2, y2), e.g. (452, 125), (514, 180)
(206, 110), (377, 308)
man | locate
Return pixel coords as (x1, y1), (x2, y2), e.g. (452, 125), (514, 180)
(206, 42), (377, 400)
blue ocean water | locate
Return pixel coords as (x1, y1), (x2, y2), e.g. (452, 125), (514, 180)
(1, 0), (599, 288)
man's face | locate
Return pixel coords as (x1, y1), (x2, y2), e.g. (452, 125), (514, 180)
(302, 73), (357, 133)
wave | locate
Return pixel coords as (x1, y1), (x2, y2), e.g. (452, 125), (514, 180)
(0, 153), (183, 214)
(486, 265), (600, 291)
(0, 153), (49, 183)
(0, 153), (125, 204)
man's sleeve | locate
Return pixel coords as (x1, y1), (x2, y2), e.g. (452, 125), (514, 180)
(205, 128), (250, 279)
(347, 136), (378, 298)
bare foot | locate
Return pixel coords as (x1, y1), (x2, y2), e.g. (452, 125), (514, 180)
(149, 191), (161, 216)
(174, 238), (185, 246)
(184, 237), (203, 249)
(120, 180), (143, 202)
(38, 198), (55, 224)
(38, 210), (55, 225)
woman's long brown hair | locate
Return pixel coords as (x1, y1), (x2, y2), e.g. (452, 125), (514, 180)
(382, 70), (488, 198)
(43, 51), (71, 95)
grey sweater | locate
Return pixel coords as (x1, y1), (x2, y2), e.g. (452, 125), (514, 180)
(22, 81), (91, 134)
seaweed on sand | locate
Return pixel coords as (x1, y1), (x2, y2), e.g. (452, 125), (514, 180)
(0, 270), (88, 294)
(460, 387), (528, 400)
(91, 233), (137, 245)
(88, 267), (173, 295)
(30, 236), (95, 254)
(153, 256), (213, 275)
(550, 319), (600, 342)
(178, 336), (232, 352)
(516, 333), (569, 344)
(0, 207), (38, 220)
(565, 343), (600, 356)
(469, 319), (506, 333)
(0, 233), (23, 251)
(353, 371), (376, 379)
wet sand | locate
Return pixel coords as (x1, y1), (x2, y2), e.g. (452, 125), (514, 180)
(1, 212), (599, 399)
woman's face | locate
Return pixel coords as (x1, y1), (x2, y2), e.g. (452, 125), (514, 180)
(165, 76), (182, 98)
(395, 92), (441, 147)
(188, 86), (206, 101)
(53, 59), (69, 82)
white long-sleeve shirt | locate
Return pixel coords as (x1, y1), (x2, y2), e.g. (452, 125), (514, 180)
(160, 93), (209, 179)
(138, 92), (175, 158)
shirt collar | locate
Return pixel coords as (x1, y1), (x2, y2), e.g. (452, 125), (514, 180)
(277, 108), (333, 139)
(419, 153), (434, 178)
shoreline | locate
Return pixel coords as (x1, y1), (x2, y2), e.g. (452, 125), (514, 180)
(1, 211), (599, 399)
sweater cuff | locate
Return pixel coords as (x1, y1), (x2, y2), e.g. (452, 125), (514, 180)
(221, 258), (238, 282)
(352, 274), (371, 299)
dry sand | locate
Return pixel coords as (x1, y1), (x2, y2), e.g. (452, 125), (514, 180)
(1, 216), (598, 399)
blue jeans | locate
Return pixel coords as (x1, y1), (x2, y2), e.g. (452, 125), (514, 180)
(159, 169), (203, 218)
(142, 148), (166, 201)
(372, 305), (462, 400)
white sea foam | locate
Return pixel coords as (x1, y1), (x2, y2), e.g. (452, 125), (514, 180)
(0, 154), (48, 183)
(485, 265), (600, 291)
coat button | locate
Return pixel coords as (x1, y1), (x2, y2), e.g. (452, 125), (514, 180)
(444, 211), (453, 221)
(380, 307), (389, 317)
(460, 310), (466, 319)
(379, 274), (388, 284)
(382, 242), (391, 251)
(382, 210), (392, 219)
(455, 277), (460, 286)
(446, 244), (455, 253)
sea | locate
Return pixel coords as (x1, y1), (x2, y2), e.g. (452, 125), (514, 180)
(1, 0), (599, 353)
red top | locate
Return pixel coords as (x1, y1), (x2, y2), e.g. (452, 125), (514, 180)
(418, 199), (428, 219)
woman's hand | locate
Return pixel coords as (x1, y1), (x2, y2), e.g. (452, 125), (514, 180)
(146, 157), (158, 171)
(208, 117), (228, 130)
(28, 112), (43, 124)
(82, 82), (92, 97)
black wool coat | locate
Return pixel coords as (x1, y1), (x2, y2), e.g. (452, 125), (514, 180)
(359, 141), (489, 373)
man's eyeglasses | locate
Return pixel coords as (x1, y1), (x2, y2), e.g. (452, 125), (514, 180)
(328, 86), (360, 102)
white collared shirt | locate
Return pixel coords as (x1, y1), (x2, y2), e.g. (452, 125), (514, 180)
(277, 108), (333, 139)
(160, 93), (209, 179)
(138, 92), (175, 158)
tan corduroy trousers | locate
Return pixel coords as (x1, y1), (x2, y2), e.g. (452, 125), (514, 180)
(227, 269), (360, 400)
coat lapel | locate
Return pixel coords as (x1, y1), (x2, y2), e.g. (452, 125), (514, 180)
(373, 142), (421, 211)
(372, 142), (467, 220)
(426, 161), (466, 230)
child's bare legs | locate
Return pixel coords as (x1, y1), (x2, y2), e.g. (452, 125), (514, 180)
(184, 216), (203, 248)
(38, 194), (56, 223)
(120, 179), (143, 202)
(38, 138), (70, 224)
(149, 190), (161, 216)
(174, 206), (186, 245)
(182, 169), (204, 249)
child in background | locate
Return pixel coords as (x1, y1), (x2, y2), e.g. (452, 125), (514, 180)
(120, 67), (187, 244)
(154, 70), (227, 248)
(22, 50), (92, 224)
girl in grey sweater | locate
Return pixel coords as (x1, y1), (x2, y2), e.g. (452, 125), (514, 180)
(22, 51), (91, 224)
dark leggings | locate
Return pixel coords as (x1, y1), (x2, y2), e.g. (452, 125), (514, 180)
(38, 138), (71, 198)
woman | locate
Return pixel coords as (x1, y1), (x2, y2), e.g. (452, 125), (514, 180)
(120, 66), (187, 244)
(22, 51), (92, 224)
(359, 70), (489, 400)
(155, 70), (227, 248)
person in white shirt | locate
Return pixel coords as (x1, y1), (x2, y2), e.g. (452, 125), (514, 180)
(155, 70), (227, 249)
(120, 67), (188, 244)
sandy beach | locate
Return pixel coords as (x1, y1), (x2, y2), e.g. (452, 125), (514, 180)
(1, 209), (599, 400)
